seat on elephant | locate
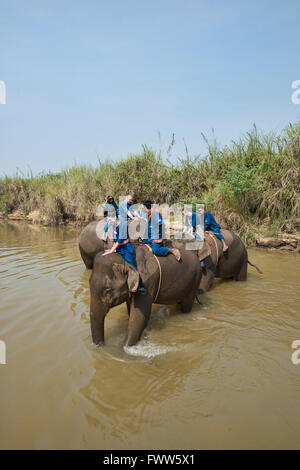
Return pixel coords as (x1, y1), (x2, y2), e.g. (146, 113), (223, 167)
(163, 238), (211, 262)
(197, 240), (211, 261)
(205, 229), (234, 249)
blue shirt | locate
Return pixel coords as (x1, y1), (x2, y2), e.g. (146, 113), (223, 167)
(184, 212), (201, 231)
(139, 210), (148, 220)
(204, 211), (221, 233)
(113, 221), (129, 243)
(119, 200), (136, 221)
(103, 201), (119, 218)
(143, 212), (164, 242)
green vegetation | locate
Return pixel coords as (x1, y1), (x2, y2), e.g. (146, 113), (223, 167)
(1, 123), (299, 244)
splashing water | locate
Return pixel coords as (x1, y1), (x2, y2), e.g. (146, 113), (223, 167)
(124, 340), (179, 358)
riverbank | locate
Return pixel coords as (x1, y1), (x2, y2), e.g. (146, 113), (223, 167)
(1, 122), (299, 248)
(1, 213), (299, 251)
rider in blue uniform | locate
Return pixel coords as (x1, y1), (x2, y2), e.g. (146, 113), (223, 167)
(118, 194), (139, 239)
(119, 195), (138, 221)
(141, 200), (181, 261)
(103, 196), (119, 235)
(202, 207), (228, 252)
(103, 195), (119, 218)
(102, 219), (146, 292)
(183, 209), (202, 240)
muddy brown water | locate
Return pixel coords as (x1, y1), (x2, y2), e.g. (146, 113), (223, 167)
(0, 221), (299, 449)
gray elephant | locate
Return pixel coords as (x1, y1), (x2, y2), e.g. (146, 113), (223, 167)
(78, 222), (261, 292)
(89, 243), (202, 346)
(78, 220), (112, 269)
(198, 229), (262, 293)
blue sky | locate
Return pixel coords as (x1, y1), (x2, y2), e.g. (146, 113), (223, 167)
(0, 0), (299, 176)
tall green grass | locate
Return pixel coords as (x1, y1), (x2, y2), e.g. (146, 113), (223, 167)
(1, 122), (299, 244)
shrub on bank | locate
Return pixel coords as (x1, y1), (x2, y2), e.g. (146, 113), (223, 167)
(0, 123), (299, 244)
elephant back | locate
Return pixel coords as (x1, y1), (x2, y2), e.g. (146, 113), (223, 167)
(78, 220), (113, 268)
(135, 243), (200, 305)
(220, 229), (234, 247)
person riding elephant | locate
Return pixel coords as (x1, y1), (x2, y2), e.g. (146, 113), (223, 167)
(199, 205), (228, 252)
(103, 195), (119, 219)
(140, 200), (181, 261)
(102, 195), (119, 239)
(102, 218), (147, 293)
(78, 195), (137, 268)
(119, 194), (139, 222)
(182, 208), (202, 240)
(78, 212), (141, 270)
(78, 218), (261, 299)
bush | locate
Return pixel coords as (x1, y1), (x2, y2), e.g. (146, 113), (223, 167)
(1, 122), (299, 244)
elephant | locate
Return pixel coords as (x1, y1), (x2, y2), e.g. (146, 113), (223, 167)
(78, 220), (112, 269)
(198, 229), (262, 293)
(89, 243), (202, 346)
(79, 222), (261, 294)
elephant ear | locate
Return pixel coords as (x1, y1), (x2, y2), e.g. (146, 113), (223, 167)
(125, 262), (139, 293)
(134, 245), (160, 299)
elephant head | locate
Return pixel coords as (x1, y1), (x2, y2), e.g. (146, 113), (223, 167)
(89, 251), (152, 346)
(89, 244), (202, 347)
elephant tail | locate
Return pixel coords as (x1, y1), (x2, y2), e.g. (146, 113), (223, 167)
(247, 260), (263, 274)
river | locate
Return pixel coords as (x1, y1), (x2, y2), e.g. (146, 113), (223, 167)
(0, 221), (299, 449)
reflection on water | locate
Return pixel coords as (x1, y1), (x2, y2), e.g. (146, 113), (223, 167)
(0, 221), (300, 449)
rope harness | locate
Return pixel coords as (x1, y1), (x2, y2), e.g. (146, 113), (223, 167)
(143, 244), (162, 303)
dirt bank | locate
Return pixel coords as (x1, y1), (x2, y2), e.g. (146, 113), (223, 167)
(255, 234), (300, 251)
(1, 209), (299, 252)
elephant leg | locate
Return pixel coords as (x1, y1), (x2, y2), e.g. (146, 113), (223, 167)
(90, 294), (108, 345)
(180, 291), (196, 313)
(180, 268), (202, 312)
(235, 259), (248, 281)
(198, 256), (216, 293)
(124, 292), (152, 347)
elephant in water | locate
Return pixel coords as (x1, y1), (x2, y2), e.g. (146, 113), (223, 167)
(78, 221), (262, 292)
(89, 243), (202, 346)
(198, 229), (262, 294)
(78, 220), (112, 269)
